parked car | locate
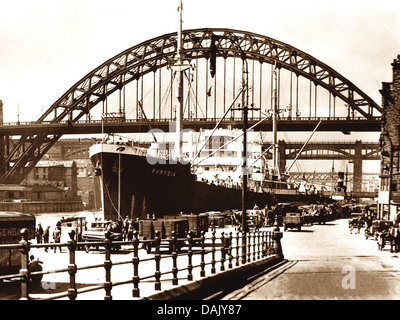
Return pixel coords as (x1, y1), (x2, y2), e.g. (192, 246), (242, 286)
(81, 220), (122, 252)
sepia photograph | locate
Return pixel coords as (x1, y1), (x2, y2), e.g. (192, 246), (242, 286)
(0, 0), (399, 312)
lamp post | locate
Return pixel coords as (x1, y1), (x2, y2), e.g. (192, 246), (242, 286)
(242, 105), (249, 234)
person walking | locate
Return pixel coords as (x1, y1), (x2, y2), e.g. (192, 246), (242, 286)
(52, 226), (62, 253)
(43, 226), (50, 252)
(36, 223), (43, 244)
(127, 222), (134, 241)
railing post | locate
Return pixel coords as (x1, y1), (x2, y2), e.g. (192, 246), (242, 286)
(200, 231), (205, 277)
(247, 232), (251, 263)
(252, 232), (256, 261)
(241, 231), (246, 265)
(269, 231), (273, 253)
(262, 231), (270, 257)
(228, 232), (233, 269)
(261, 231), (265, 256)
(171, 231), (178, 285)
(265, 231), (272, 256)
(104, 231), (113, 300)
(211, 230), (216, 274)
(257, 231), (261, 260)
(132, 230), (140, 298)
(187, 231), (193, 281)
(272, 219), (284, 259)
(235, 231), (240, 267)
(154, 230), (161, 291)
(220, 232), (225, 271)
(67, 230), (77, 300)
(19, 228), (31, 300)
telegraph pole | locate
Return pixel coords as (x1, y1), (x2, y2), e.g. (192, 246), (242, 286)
(175, 0), (184, 161)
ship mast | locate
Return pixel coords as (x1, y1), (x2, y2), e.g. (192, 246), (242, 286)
(175, 0), (184, 161)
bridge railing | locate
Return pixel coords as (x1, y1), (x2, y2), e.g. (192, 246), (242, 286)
(0, 227), (283, 300)
(0, 116), (381, 127)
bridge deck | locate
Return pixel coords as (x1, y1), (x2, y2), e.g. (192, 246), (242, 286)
(0, 117), (381, 135)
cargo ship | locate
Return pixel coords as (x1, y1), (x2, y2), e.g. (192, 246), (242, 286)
(89, 127), (329, 220)
(89, 133), (276, 220)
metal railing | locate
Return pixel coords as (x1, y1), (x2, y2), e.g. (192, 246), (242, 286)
(0, 227), (283, 300)
(0, 116), (381, 127)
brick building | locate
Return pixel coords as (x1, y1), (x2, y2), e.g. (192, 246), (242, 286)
(23, 160), (78, 201)
(378, 55), (400, 220)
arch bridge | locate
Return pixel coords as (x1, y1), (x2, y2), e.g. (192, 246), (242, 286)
(275, 140), (380, 194)
(0, 28), (382, 183)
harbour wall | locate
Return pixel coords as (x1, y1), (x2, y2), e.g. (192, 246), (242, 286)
(0, 201), (84, 213)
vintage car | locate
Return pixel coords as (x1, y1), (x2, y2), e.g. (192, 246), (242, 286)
(298, 205), (313, 225)
(81, 220), (123, 252)
(60, 216), (86, 242)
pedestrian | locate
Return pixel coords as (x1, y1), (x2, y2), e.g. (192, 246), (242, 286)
(123, 216), (130, 241)
(43, 226), (50, 252)
(36, 223), (43, 244)
(395, 211), (400, 227)
(133, 218), (140, 231)
(53, 226), (62, 253)
(127, 222), (134, 241)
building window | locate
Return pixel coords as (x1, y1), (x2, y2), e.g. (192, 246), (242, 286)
(381, 177), (389, 191)
(34, 168), (39, 180)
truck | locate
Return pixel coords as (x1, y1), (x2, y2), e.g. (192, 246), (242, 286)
(283, 212), (303, 231)
(139, 218), (188, 253)
(0, 212), (36, 278)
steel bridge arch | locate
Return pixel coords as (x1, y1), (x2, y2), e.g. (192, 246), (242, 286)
(287, 146), (354, 160)
(284, 144), (380, 161)
(287, 146), (356, 160)
(1, 28), (382, 183)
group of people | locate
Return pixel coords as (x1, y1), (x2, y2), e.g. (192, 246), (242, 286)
(34, 222), (62, 252)
(121, 216), (140, 241)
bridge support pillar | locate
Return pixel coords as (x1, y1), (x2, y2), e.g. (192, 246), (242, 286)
(278, 140), (286, 175)
(352, 140), (363, 194)
(0, 101), (5, 177)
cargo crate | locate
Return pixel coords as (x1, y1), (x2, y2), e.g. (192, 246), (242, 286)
(165, 214), (209, 237)
(139, 218), (187, 240)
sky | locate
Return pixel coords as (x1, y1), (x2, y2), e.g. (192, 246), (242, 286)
(0, 0), (399, 173)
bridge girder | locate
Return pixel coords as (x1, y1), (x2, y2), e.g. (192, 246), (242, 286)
(0, 28), (382, 183)
(282, 143), (380, 161)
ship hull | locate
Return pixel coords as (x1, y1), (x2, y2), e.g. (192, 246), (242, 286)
(90, 144), (276, 220)
(273, 193), (332, 205)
